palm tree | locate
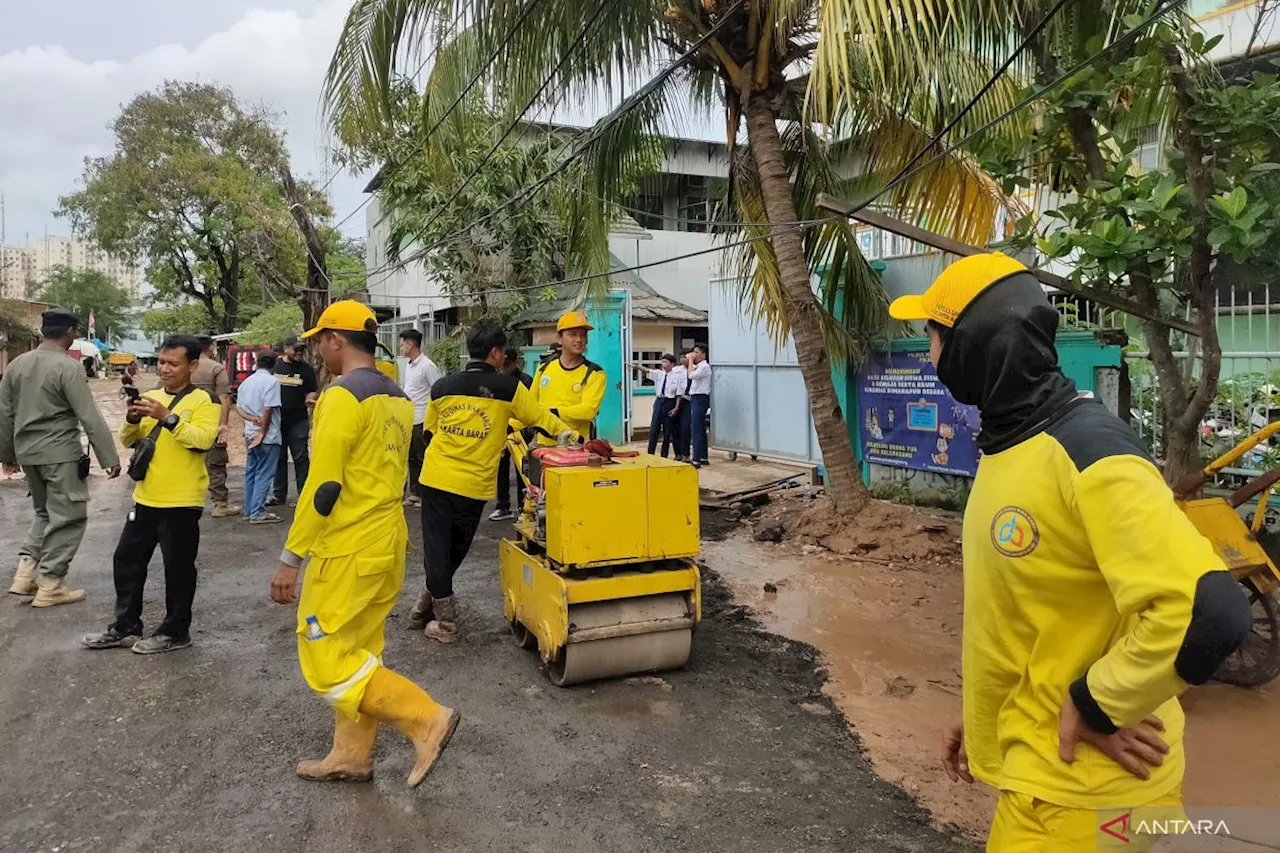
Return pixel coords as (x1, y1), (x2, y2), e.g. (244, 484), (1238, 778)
(323, 0), (1021, 514)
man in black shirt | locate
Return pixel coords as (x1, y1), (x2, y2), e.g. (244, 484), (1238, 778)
(271, 339), (317, 506)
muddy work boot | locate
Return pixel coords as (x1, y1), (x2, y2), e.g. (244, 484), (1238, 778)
(31, 576), (86, 608)
(358, 666), (460, 787)
(211, 502), (242, 519)
(407, 589), (433, 629)
(8, 555), (39, 596)
(424, 595), (459, 644)
(297, 711), (378, 783)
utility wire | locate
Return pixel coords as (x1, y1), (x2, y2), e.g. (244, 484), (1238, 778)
(407, 0), (622, 240)
(848, 0), (1188, 218)
(331, 0), (551, 231)
(358, 0), (1185, 301)
(881, 0), (1077, 190)
(313, 6), (465, 200)
(374, 0), (748, 275)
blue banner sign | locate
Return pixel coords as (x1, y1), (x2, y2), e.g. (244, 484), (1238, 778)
(855, 350), (982, 477)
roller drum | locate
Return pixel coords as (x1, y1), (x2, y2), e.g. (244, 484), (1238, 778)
(549, 593), (693, 686)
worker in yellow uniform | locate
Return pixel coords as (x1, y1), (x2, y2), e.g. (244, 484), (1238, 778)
(269, 300), (459, 788)
(530, 311), (607, 444)
(414, 319), (578, 644)
(889, 254), (1252, 852)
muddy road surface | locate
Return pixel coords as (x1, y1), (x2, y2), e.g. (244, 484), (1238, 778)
(0, 475), (968, 853)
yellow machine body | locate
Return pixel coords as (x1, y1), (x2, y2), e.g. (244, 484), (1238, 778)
(499, 450), (702, 685)
(1179, 497), (1280, 594)
(542, 454), (699, 568)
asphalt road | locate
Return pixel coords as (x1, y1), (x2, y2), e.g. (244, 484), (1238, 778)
(0, 475), (970, 853)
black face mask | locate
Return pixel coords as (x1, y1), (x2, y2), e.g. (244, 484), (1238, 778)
(935, 272), (1079, 454)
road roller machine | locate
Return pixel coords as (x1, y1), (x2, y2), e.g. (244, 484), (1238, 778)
(498, 438), (701, 686)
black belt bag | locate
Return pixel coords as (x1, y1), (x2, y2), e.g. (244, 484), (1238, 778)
(127, 388), (194, 482)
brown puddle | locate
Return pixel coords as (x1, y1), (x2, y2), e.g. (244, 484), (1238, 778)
(706, 532), (1280, 838)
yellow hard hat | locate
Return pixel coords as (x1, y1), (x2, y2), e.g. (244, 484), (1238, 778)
(300, 299), (379, 339)
(888, 252), (1028, 327)
(556, 311), (594, 333)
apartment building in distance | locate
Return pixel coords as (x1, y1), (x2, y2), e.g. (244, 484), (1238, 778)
(0, 236), (143, 300)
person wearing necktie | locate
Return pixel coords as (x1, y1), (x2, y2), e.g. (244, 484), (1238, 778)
(630, 354), (679, 456)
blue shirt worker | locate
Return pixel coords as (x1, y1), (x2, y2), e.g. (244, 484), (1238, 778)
(269, 300), (460, 788)
(236, 353), (282, 523)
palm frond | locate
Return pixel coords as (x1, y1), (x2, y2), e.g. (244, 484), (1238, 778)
(323, 0), (449, 134)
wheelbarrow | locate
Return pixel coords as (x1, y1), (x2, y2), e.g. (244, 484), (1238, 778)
(1174, 422), (1280, 686)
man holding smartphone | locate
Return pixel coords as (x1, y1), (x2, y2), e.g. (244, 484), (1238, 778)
(81, 335), (219, 654)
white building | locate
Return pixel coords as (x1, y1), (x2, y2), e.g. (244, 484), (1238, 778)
(363, 129), (731, 331)
(0, 236), (143, 300)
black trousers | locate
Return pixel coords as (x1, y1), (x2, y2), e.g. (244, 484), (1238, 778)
(673, 402), (692, 459)
(112, 504), (203, 639)
(273, 415), (311, 502)
(407, 423), (427, 498)
(495, 448), (525, 512)
(420, 486), (486, 599)
(647, 397), (674, 455)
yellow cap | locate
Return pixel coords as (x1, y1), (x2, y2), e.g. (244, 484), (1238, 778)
(888, 252), (1028, 327)
(299, 299), (379, 339)
(556, 311), (594, 333)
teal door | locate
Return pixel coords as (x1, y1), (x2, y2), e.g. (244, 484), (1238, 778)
(584, 290), (630, 444)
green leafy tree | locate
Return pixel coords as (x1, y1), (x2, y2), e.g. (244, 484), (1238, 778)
(57, 81), (325, 334)
(237, 302), (305, 345)
(975, 24), (1280, 483)
(323, 0), (1019, 514)
(0, 299), (39, 350)
(336, 84), (606, 322)
(141, 302), (218, 338)
(31, 267), (134, 342)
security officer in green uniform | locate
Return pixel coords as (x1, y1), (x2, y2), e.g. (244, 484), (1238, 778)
(0, 309), (121, 607)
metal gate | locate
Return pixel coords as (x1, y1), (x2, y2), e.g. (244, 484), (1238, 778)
(583, 289), (632, 444)
(707, 277), (822, 465)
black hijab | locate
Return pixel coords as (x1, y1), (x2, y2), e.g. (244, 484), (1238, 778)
(935, 272), (1080, 454)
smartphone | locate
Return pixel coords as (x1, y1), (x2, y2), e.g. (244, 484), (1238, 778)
(123, 386), (141, 403)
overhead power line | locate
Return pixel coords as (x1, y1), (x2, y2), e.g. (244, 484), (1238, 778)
(360, 0), (747, 281)
(358, 0), (1185, 305)
(331, 0), (551, 231)
(407, 0), (624, 240)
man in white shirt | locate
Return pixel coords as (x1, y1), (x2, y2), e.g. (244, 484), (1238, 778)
(236, 353), (282, 523)
(399, 329), (442, 507)
(669, 353), (691, 462)
(630, 354), (679, 457)
(687, 344), (712, 467)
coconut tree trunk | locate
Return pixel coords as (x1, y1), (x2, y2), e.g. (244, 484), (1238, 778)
(744, 96), (869, 515)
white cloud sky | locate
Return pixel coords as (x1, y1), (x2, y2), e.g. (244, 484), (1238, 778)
(0, 0), (370, 247)
(0, 0), (724, 255)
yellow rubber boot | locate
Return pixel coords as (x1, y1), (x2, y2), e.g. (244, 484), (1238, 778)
(296, 711), (378, 783)
(9, 556), (38, 596)
(357, 667), (461, 787)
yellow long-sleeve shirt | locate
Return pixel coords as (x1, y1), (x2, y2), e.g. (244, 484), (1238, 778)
(283, 368), (412, 565)
(420, 361), (574, 501)
(531, 356), (606, 444)
(120, 386), (219, 508)
(963, 399), (1251, 809)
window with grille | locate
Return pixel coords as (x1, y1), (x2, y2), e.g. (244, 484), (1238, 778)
(632, 349), (665, 386)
